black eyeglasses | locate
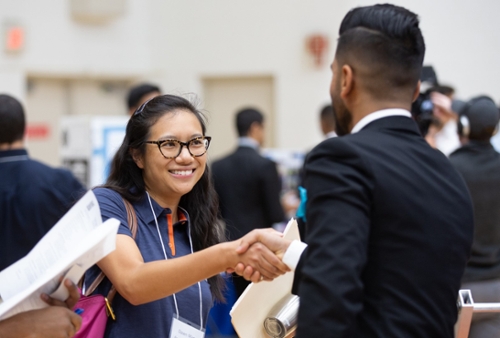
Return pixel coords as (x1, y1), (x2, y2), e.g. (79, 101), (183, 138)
(143, 136), (212, 159)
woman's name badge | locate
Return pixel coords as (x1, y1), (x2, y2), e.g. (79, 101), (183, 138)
(170, 316), (205, 338)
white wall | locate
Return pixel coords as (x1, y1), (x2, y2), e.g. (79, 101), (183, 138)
(150, 0), (500, 151)
(353, 0), (500, 102)
(1, 0), (500, 154)
(0, 0), (154, 99)
(150, 0), (350, 150)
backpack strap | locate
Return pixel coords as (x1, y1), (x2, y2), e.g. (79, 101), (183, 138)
(84, 197), (138, 301)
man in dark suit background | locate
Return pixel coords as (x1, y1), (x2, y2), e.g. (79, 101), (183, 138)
(449, 95), (500, 337)
(237, 4), (474, 337)
(211, 108), (284, 297)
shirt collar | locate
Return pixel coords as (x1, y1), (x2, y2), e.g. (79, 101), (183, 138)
(325, 131), (337, 139)
(0, 148), (29, 162)
(238, 137), (260, 150)
(135, 193), (189, 226)
(350, 108), (412, 134)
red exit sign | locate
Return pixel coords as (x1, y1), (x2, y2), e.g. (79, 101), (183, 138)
(26, 124), (50, 140)
(5, 25), (24, 52)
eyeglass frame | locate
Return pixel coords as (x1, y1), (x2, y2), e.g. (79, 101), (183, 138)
(143, 136), (212, 159)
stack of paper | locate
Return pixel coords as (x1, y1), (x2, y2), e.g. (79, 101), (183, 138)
(0, 190), (119, 319)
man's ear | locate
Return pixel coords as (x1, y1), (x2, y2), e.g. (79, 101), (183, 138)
(340, 64), (354, 99)
(412, 81), (421, 103)
(130, 148), (144, 169)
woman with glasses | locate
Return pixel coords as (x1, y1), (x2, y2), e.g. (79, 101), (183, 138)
(84, 94), (288, 338)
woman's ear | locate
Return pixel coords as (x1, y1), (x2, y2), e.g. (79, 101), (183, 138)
(130, 148), (144, 169)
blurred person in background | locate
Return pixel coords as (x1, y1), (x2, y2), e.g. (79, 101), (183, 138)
(126, 83), (161, 116)
(425, 87), (461, 155)
(211, 107), (285, 298)
(449, 95), (500, 338)
(0, 94), (85, 271)
(319, 104), (337, 139)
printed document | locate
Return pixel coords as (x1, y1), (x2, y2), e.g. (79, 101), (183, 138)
(0, 190), (119, 319)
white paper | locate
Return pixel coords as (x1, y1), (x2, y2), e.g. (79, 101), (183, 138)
(230, 219), (301, 338)
(49, 265), (86, 301)
(0, 190), (120, 319)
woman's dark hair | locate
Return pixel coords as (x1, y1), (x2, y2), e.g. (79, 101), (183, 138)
(104, 94), (226, 302)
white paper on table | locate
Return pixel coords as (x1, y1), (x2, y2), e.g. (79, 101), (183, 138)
(230, 218), (301, 338)
(0, 190), (120, 319)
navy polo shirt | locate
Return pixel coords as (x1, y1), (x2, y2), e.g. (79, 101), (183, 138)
(0, 149), (85, 271)
(85, 188), (213, 338)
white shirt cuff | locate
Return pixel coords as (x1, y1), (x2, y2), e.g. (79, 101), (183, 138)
(282, 240), (307, 271)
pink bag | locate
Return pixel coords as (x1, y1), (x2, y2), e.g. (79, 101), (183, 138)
(72, 294), (110, 338)
(73, 198), (137, 338)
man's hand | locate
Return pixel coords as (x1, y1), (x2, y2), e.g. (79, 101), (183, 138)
(231, 228), (293, 283)
(41, 278), (80, 309)
(0, 306), (82, 338)
(236, 228), (292, 258)
(431, 92), (456, 124)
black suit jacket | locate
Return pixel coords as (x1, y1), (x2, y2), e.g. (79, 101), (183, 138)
(211, 146), (284, 241)
(449, 141), (500, 282)
(294, 116), (473, 337)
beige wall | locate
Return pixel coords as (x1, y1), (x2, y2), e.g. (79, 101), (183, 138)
(1, 0), (500, 163)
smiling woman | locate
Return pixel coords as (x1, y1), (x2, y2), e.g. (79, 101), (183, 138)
(83, 95), (289, 338)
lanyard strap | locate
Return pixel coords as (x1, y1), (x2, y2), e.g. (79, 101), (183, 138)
(146, 192), (203, 329)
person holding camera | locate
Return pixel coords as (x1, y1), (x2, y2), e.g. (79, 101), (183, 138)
(449, 95), (500, 337)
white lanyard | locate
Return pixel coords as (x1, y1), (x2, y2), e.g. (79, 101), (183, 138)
(146, 192), (204, 329)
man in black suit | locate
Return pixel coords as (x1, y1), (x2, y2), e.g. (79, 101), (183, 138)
(237, 4), (473, 337)
(449, 96), (500, 337)
(211, 108), (284, 296)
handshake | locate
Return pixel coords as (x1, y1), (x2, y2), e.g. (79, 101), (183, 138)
(227, 228), (294, 283)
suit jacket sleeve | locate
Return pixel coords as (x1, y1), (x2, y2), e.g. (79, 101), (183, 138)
(294, 137), (374, 337)
(260, 160), (285, 224)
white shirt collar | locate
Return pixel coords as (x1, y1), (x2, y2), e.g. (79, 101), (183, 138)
(325, 131), (337, 139)
(238, 137), (260, 150)
(350, 108), (412, 134)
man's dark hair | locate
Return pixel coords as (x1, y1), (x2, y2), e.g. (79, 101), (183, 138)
(459, 96), (500, 141)
(235, 108), (264, 137)
(126, 83), (161, 109)
(320, 104), (335, 129)
(337, 4), (425, 99)
(0, 94), (25, 144)
(320, 104), (334, 121)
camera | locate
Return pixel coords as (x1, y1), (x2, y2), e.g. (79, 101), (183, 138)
(411, 91), (434, 136)
(410, 66), (438, 136)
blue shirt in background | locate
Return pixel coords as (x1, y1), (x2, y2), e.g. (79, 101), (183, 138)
(0, 149), (84, 271)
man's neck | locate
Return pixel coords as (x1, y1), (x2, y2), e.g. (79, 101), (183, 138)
(238, 137), (260, 149)
(349, 100), (412, 132)
(0, 140), (24, 151)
